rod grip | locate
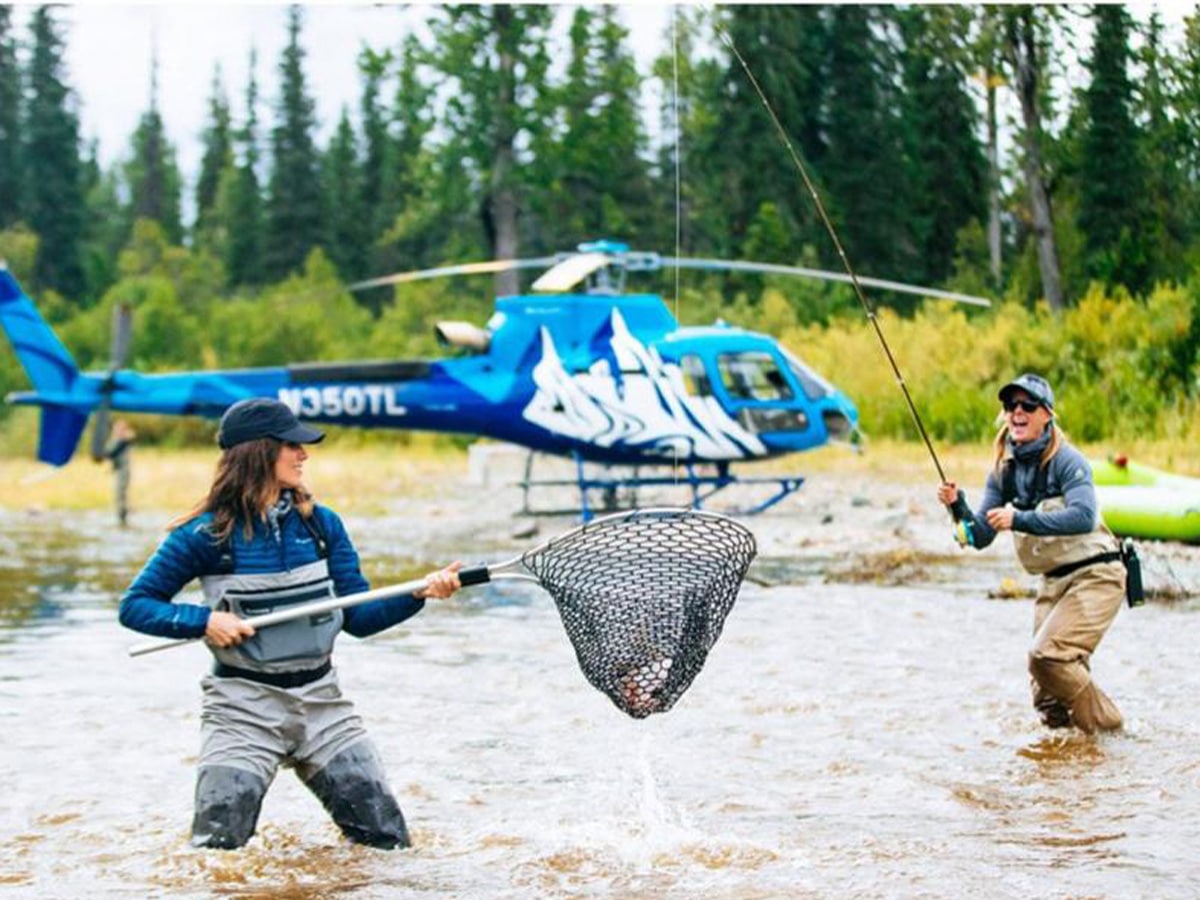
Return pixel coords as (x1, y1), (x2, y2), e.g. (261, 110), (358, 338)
(948, 489), (975, 548)
(458, 565), (492, 587)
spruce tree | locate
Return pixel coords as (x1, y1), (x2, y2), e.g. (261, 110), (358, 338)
(823, 6), (914, 282)
(322, 107), (366, 280)
(264, 6), (324, 281)
(195, 65), (233, 241)
(538, 6), (653, 248)
(24, 6), (86, 298)
(1078, 4), (1149, 293)
(372, 34), (438, 277)
(80, 140), (126, 297)
(429, 5), (553, 294)
(0, 6), (22, 227)
(997, 6), (1063, 311)
(711, 5), (829, 260)
(897, 6), (987, 287)
(358, 47), (392, 262)
(126, 55), (184, 245)
(1135, 13), (1189, 285)
(225, 48), (265, 287)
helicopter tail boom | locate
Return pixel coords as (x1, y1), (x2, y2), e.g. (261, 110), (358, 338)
(0, 269), (99, 464)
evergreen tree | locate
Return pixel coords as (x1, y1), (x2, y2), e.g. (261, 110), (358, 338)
(823, 6), (914, 282)
(389, 35), (433, 216)
(358, 47), (391, 259)
(24, 6), (86, 298)
(80, 140), (125, 297)
(897, 6), (987, 287)
(997, 5), (1064, 311)
(372, 33), (437, 274)
(225, 48), (265, 287)
(537, 6), (654, 248)
(1135, 13), (1190, 285)
(264, 6), (324, 281)
(650, 8), (723, 254)
(1077, 4), (1149, 292)
(0, 6), (22, 227)
(321, 107), (366, 280)
(195, 65), (233, 239)
(126, 54), (184, 245)
(429, 4), (553, 295)
(715, 5), (828, 260)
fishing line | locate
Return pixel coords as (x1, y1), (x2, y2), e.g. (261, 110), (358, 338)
(671, 4), (682, 484)
(709, 11), (949, 484)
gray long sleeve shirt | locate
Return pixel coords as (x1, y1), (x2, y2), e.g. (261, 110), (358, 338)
(965, 440), (1098, 550)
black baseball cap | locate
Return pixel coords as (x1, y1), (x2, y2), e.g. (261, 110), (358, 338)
(217, 398), (325, 450)
(998, 373), (1055, 411)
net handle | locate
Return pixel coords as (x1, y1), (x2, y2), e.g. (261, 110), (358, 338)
(126, 508), (739, 659)
(126, 568), (535, 657)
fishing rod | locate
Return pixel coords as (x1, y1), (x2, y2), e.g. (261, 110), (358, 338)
(711, 13), (975, 541)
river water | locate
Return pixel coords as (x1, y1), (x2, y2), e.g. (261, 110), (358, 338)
(1, 505), (1199, 899)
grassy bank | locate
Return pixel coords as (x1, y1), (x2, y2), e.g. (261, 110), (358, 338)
(2, 437), (1195, 517)
(0, 440), (470, 518)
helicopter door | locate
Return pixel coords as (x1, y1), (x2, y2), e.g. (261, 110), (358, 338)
(713, 351), (811, 434)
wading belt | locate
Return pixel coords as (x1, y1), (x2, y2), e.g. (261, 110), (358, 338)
(212, 659), (332, 688)
(1045, 551), (1122, 580)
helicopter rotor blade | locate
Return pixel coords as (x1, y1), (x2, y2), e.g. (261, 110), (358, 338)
(530, 253), (612, 292)
(661, 257), (992, 307)
(348, 257), (558, 293)
(110, 302), (133, 368)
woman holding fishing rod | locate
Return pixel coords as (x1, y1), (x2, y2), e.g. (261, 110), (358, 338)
(119, 398), (463, 850)
(937, 374), (1126, 734)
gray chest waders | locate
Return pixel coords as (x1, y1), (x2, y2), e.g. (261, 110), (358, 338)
(201, 559), (343, 675)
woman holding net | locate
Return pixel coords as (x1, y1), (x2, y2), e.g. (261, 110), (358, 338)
(119, 398), (462, 849)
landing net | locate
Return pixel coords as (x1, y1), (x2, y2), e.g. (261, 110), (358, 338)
(522, 509), (757, 718)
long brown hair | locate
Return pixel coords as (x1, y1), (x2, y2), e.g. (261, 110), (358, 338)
(170, 438), (314, 541)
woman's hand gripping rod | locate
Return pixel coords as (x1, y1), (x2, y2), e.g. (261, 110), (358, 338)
(126, 564), (535, 657)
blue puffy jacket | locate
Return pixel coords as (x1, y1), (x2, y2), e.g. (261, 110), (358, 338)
(119, 504), (424, 639)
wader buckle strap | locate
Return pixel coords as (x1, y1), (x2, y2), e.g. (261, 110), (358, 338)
(1045, 551), (1121, 580)
(212, 660), (331, 688)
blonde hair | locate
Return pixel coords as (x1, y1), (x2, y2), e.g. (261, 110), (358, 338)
(991, 419), (1064, 476)
(170, 438), (315, 541)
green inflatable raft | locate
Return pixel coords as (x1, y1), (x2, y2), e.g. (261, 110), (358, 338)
(1092, 457), (1200, 543)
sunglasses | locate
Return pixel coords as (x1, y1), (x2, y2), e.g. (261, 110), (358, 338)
(1003, 399), (1042, 414)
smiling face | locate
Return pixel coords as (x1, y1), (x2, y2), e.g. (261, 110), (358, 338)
(274, 440), (309, 490)
(1003, 390), (1052, 444)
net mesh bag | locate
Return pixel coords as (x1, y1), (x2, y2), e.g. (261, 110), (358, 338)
(522, 509), (757, 718)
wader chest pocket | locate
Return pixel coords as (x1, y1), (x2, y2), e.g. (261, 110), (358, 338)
(228, 583), (341, 663)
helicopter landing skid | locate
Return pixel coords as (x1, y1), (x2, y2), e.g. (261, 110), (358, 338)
(518, 453), (804, 521)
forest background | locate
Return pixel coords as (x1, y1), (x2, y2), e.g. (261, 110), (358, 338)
(1, 4), (1199, 463)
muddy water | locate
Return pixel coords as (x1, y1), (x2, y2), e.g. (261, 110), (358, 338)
(2, 506), (1200, 898)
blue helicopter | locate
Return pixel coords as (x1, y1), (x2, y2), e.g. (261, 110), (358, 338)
(0, 241), (989, 516)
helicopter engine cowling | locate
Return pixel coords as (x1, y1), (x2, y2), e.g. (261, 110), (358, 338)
(435, 321), (491, 353)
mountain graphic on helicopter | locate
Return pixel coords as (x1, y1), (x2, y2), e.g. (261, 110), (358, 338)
(0, 240), (989, 517)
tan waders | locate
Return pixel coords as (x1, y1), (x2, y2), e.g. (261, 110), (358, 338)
(1013, 493), (1126, 735)
(1028, 559), (1125, 734)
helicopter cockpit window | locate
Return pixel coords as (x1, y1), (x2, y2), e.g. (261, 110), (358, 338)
(717, 352), (794, 401)
(780, 348), (833, 400)
(680, 354), (713, 397)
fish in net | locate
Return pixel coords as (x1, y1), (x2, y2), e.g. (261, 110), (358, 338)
(518, 508), (757, 718)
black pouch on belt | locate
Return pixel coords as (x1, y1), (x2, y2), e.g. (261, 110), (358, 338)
(1121, 538), (1144, 608)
